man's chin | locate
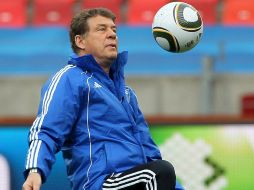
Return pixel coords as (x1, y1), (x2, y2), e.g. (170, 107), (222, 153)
(108, 52), (118, 60)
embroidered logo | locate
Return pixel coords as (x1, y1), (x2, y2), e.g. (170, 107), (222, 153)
(94, 82), (102, 88)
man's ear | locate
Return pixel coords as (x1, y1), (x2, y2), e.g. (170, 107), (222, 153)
(75, 35), (86, 50)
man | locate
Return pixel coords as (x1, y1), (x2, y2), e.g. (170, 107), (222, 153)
(23, 8), (182, 190)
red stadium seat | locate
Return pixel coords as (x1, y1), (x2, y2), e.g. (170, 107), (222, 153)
(0, 0), (27, 27)
(33, 0), (75, 26)
(176, 0), (219, 25)
(126, 0), (169, 25)
(241, 94), (254, 117)
(82, 0), (123, 23)
(223, 0), (254, 25)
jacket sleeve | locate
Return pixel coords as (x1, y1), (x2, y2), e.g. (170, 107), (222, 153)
(24, 66), (82, 182)
(127, 87), (162, 162)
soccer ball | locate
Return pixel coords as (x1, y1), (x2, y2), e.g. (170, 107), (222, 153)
(152, 2), (203, 53)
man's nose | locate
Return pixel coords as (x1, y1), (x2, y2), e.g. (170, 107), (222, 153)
(107, 29), (117, 39)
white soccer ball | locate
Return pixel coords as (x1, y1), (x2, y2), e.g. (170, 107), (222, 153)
(152, 2), (203, 53)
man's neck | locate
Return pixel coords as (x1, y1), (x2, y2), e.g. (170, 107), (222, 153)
(95, 57), (114, 74)
(77, 52), (114, 74)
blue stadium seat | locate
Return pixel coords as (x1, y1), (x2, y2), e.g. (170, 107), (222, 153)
(0, 26), (254, 75)
(125, 52), (203, 75)
(214, 53), (254, 73)
(0, 27), (71, 75)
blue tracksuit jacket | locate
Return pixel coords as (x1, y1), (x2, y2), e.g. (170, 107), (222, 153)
(24, 51), (166, 189)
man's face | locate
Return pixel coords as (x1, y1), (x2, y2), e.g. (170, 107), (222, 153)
(83, 15), (118, 63)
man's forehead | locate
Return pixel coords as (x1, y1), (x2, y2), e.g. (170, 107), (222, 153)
(89, 15), (115, 26)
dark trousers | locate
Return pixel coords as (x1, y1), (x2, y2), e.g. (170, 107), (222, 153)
(102, 160), (176, 190)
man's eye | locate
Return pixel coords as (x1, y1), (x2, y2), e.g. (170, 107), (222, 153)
(98, 27), (105, 31)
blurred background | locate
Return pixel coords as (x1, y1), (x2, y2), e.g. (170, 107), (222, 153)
(0, 0), (254, 190)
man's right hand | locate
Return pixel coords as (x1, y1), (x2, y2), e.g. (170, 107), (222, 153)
(22, 172), (42, 190)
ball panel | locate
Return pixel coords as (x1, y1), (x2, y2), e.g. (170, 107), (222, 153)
(174, 3), (203, 32)
(152, 27), (180, 52)
(155, 37), (170, 51)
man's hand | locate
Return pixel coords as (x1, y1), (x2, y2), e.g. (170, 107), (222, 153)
(22, 173), (42, 190)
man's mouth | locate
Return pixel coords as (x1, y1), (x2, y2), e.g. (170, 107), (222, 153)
(106, 44), (117, 48)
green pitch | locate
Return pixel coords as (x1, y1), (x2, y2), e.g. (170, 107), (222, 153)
(150, 125), (254, 190)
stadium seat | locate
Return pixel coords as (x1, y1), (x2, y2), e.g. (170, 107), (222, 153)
(176, 0), (219, 25)
(126, 0), (169, 25)
(241, 94), (254, 117)
(82, 0), (123, 23)
(0, 0), (27, 27)
(222, 0), (254, 25)
(33, 0), (75, 26)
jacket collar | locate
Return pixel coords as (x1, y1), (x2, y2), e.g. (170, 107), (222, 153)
(68, 51), (128, 100)
(68, 51), (128, 75)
